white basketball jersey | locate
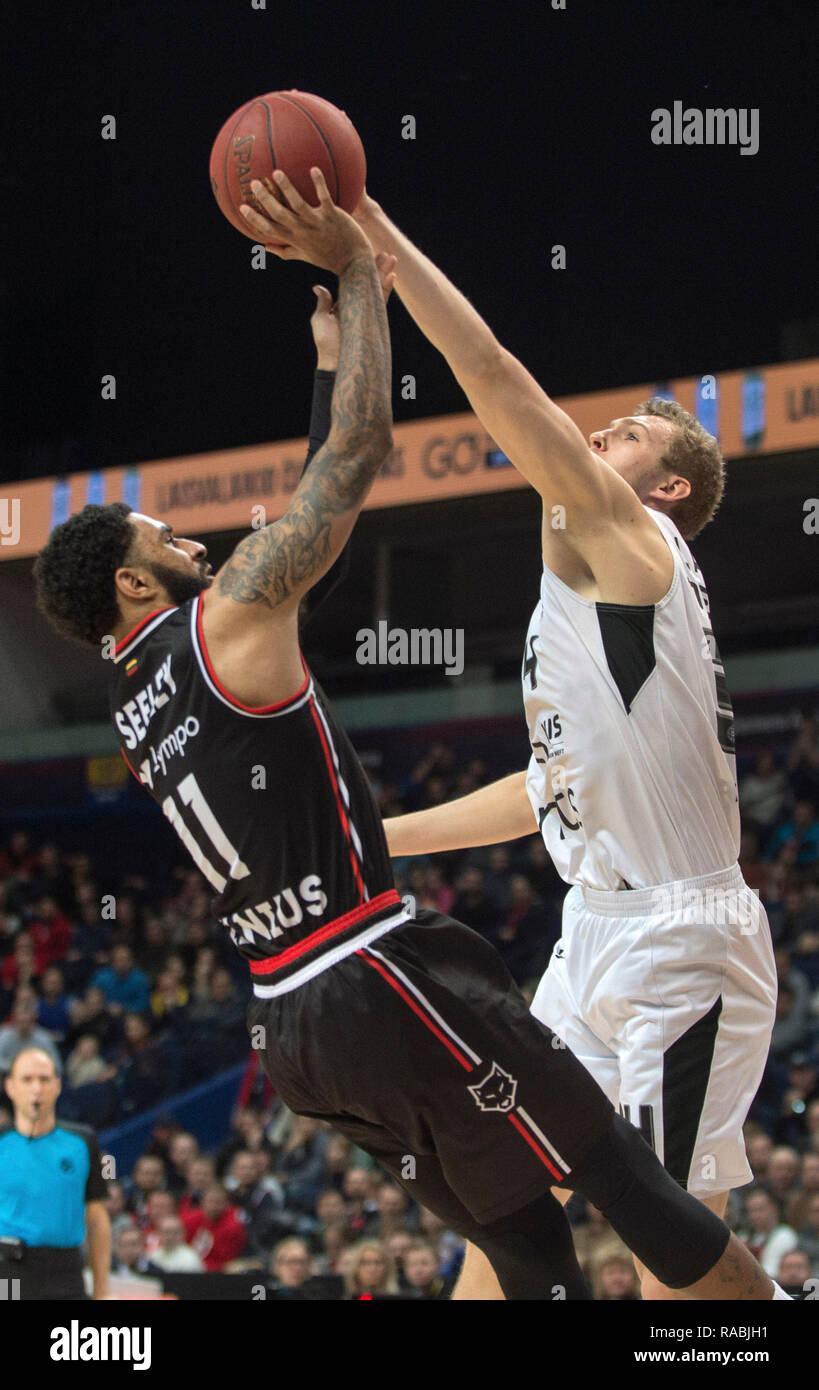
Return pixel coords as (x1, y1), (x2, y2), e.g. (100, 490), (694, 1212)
(523, 508), (739, 890)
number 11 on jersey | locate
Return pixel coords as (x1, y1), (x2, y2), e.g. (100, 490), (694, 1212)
(162, 772), (250, 892)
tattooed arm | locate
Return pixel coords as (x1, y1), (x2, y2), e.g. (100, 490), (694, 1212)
(212, 169), (394, 613)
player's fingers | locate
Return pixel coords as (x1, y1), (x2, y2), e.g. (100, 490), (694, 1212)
(271, 168), (311, 216)
(239, 203), (287, 238)
(311, 285), (334, 312)
(310, 166), (333, 207)
(249, 179), (295, 229)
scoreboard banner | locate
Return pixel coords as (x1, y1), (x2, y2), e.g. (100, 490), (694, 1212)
(2, 357), (818, 561)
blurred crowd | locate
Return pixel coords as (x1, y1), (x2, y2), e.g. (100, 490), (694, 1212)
(0, 709), (818, 1296)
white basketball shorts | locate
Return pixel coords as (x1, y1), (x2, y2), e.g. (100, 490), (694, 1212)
(530, 863), (777, 1196)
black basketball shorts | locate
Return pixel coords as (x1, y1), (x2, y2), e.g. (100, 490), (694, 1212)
(246, 910), (614, 1238)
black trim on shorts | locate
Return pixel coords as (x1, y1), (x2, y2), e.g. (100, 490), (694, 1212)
(662, 994), (723, 1187)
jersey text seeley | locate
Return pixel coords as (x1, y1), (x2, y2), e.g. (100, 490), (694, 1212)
(115, 654), (176, 749)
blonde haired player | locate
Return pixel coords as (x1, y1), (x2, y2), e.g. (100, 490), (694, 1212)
(353, 193), (778, 1300)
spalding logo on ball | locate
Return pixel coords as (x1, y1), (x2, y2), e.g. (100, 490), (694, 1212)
(209, 90), (367, 239)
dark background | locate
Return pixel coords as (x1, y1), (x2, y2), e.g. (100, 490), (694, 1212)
(1, 0), (817, 698)
(2, 0), (817, 481)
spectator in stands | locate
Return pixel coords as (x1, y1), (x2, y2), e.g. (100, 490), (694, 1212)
(521, 834), (563, 902)
(25, 894), (73, 967)
(451, 866), (499, 934)
(138, 917), (173, 983)
(268, 1236), (312, 1290)
(0, 881), (23, 951)
(179, 1156), (217, 1218)
(483, 845), (513, 912)
(341, 1166), (379, 1238)
(147, 1215), (205, 1273)
(112, 1226), (154, 1279)
(788, 715), (819, 806)
(1, 933), (45, 991)
(745, 1127), (773, 1181)
(373, 1180), (412, 1241)
(0, 991), (61, 1074)
(273, 1113), (328, 1215)
(771, 948), (813, 1057)
(313, 1184), (344, 1221)
(386, 1229), (413, 1287)
(324, 1132), (353, 1192)
(416, 1205), (464, 1279)
(125, 1155), (167, 1220)
(28, 844), (74, 915)
(1, 834), (37, 917)
(787, 1152), (819, 1229)
(739, 751), (789, 848)
(767, 1146), (802, 1205)
(764, 801), (819, 868)
(150, 968), (189, 1026)
(181, 1182), (246, 1272)
(486, 874), (558, 983)
(738, 830), (768, 897)
(401, 743), (457, 810)
(343, 1239), (399, 1297)
(591, 1244), (641, 1300)
(225, 1149), (283, 1256)
(142, 1190), (177, 1252)
(403, 1237), (451, 1299)
(90, 944), (150, 1015)
(797, 1194), (819, 1272)
(65, 1033), (115, 1089)
(105, 1181), (135, 1243)
(0, 830), (36, 879)
(777, 1249), (812, 1297)
(36, 964), (75, 1044)
(116, 1012), (169, 1112)
(165, 1131), (200, 1193)
(189, 945), (218, 1003)
(63, 984), (121, 1057)
(740, 1187), (798, 1276)
(218, 1105), (275, 1174)
(411, 864), (454, 916)
(571, 1201), (617, 1276)
(778, 1052), (819, 1146)
(64, 898), (111, 990)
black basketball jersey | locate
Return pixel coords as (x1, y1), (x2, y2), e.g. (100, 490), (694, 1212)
(108, 597), (407, 997)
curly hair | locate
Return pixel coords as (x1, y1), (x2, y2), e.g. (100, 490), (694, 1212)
(33, 502), (136, 647)
(634, 397), (726, 540)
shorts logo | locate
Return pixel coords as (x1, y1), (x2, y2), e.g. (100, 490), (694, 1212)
(59, 1158), (75, 1173)
(468, 1062), (518, 1113)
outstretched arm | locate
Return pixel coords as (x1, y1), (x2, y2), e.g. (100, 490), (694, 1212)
(300, 255), (397, 620)
(212, 171), (394, 614)
(354, 195), (637, 530)
(385, 770), (535, 857)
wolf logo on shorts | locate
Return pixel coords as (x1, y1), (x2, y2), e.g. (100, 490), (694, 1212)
(469, 1062), (518, 1113)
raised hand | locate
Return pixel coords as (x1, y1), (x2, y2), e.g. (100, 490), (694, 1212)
(239, 167), (372, 275)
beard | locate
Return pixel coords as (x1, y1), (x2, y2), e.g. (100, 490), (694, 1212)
(147, 558), (211, 608)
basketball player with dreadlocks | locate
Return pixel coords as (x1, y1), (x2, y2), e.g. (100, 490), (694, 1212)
(35, 170), (784, 1300)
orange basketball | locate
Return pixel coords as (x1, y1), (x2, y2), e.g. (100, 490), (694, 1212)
(209, 90), (367, 240)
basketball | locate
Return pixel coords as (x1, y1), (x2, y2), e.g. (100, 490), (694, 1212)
(209, 90), (367, 240)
